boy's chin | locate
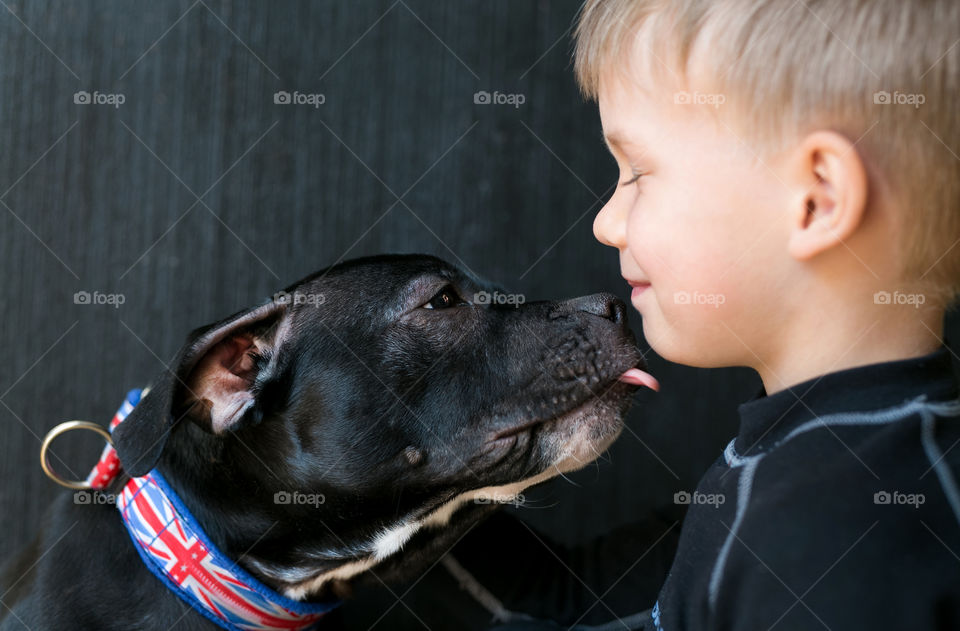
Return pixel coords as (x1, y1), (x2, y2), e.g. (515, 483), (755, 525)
(635, 310), (724, 370)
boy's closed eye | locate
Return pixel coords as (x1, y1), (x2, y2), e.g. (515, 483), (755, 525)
(621, 169), (645, 187)
(603, 132), (648, 188)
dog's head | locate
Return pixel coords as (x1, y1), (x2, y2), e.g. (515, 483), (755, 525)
(112, 254), (656, 599)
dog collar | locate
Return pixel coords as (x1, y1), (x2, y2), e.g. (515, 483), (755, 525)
(88, 389), (339, 631)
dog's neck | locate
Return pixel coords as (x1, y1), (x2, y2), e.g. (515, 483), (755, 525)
(152, 420), (390, 601)
(154, 420), (560, 602)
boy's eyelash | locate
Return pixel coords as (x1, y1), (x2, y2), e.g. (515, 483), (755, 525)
(620, 170), (645, 186)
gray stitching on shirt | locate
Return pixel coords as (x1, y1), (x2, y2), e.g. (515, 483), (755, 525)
(708, 453), (759, 609)
(920, 409), (960, 528)
(781, 397), (934, 444)
(925, 399), (960, 417)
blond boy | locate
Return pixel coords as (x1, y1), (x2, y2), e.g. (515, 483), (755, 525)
(572, 0), (960, 628)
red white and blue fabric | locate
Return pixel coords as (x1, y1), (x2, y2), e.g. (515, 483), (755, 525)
(84, 390), (137, 489)
(89, 389), (339, 631)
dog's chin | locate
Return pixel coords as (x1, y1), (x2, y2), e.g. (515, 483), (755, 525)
(481, 379), (636, 474)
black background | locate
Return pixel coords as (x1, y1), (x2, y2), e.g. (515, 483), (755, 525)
(2, 2), (956, 629)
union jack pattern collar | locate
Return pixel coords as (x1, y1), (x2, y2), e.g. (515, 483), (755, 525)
(89, 389), (340, 630)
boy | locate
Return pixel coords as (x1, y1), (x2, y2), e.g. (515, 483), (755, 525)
(572, 0), (960, 629)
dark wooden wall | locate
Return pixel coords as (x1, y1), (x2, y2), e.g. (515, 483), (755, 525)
(2, 2), (956, 627)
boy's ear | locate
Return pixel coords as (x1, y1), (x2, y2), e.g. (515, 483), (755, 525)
(787, 130), (868, 261)
(113, 298), (291, 476)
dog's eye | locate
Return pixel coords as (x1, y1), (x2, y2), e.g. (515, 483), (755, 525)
(424, 285), (465, 310)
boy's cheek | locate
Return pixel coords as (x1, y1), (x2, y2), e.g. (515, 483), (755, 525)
(658, 271), (733, 317)
(625, 212), (702, 278)
(623, 189), (745, 302)
(630, 232), (738, 317)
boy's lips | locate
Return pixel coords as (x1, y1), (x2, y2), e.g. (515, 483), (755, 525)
(630, 283), (650, 300)
(619, 276), (657, 390)
(624, 277), (651, 296)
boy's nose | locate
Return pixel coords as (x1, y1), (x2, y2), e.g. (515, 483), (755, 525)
(593, 200), (627, 248)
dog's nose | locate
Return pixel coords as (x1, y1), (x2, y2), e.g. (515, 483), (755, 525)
(567, 293), (627, 325)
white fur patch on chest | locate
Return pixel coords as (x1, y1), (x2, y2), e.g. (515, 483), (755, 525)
(281, 466), (561, 600)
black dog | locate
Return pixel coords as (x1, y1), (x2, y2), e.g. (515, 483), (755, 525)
(1, 254), (654, 629)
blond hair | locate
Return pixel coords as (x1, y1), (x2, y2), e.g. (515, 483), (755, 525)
(574, 0), (960, 308)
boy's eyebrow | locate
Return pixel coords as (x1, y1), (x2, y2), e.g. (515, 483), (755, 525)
(602, 130), (620, 152)
(601, 130), (634, 153)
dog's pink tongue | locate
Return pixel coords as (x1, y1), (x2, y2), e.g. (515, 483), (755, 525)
(618, 368), (660, 391)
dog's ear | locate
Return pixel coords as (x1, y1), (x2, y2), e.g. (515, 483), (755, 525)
(114, 299), (291, 476)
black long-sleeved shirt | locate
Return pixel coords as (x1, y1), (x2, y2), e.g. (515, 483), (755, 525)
(654, 346), (960, 630)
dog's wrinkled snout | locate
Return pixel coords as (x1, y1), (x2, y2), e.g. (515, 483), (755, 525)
(570, 293), (626, 323)
(544, 292), (657, 391)
(564, 293), (628, 326)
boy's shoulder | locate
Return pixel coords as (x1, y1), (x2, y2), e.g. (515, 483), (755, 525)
(659, 349), (960, 630)
(736, 358), (960, 566)
(720, 408), (960, 628)
(738, 395), (960, 555)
